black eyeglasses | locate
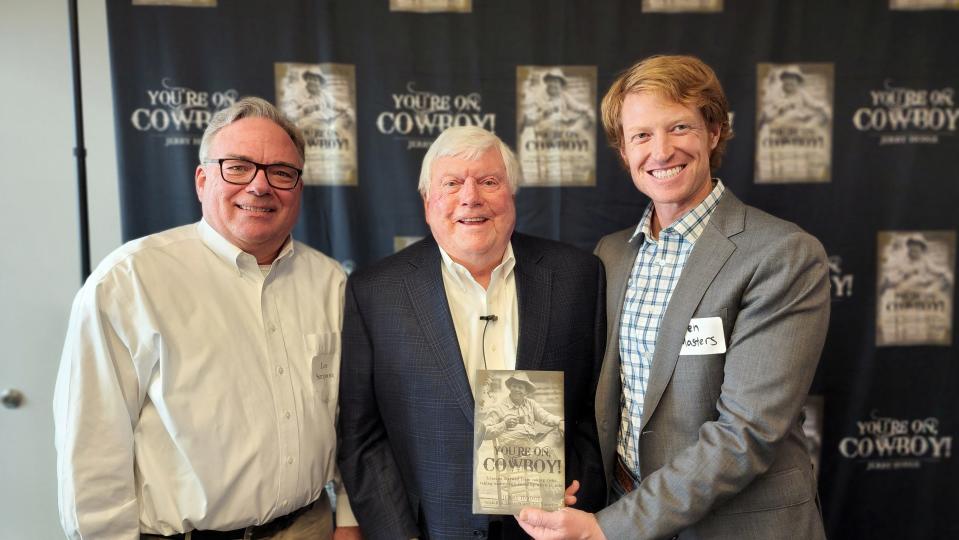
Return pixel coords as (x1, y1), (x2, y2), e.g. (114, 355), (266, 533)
(203, 158), (303, 190)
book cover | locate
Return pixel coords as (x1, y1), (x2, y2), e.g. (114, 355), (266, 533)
(473, 369), (565, 514)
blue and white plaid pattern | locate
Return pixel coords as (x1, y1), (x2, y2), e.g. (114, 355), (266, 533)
(618, 180), (725, 478)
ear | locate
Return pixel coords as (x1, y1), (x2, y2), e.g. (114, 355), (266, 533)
(195, 165), (207, 201)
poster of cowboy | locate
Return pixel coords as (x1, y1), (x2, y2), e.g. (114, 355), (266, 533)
(516, 65), (597, 186)
(755, 62), (834, 183)
(275, 62), (358, 185)
(473, 370), (565, 514)
(876, 230), (955, 346)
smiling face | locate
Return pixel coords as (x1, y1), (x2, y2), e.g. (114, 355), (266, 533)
(907, 242), (926, 261)
(423, 147), (515, 280)
(545, 78), (563, 97)
(195, 116), (303, 263)
(781, 75), (800, 95)
(508, 381), (530, 404)
(619, 91), (720, 233)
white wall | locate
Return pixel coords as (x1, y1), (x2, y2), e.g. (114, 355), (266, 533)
(80, 1), (123, 263)
(0, 1), (119, 536)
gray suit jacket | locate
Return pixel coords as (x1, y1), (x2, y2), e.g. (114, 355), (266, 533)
(593, 190), (829, 540)
(338, 233), (606, 540)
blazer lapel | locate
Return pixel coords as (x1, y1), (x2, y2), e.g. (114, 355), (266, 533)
(596, 231), (641, 477)
(404, 238), (476, 424)
(598, 232), (640, 421)
(641, 193), (745, 427)
(513, 234), (551, 372)
(605, 233), (642, 358)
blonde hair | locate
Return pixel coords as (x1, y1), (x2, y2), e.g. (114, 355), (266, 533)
(601, 55), (733, 170)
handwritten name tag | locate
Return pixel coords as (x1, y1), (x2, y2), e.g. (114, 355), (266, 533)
(679, 317), (727, 355)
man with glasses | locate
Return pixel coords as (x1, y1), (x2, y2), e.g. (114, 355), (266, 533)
(54, 97), (360, 540)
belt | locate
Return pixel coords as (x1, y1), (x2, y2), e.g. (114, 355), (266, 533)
(614, 454), (639, 494)
(144, 504), (312, 540)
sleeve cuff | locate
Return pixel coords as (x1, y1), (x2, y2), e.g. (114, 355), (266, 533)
(334, 489), (358, 527)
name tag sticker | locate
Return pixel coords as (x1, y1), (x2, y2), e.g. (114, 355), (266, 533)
(679, 317), (727, 355)
(312, 355), (336, 402)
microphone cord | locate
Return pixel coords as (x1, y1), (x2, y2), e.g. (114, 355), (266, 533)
(480, 314), (496, 371)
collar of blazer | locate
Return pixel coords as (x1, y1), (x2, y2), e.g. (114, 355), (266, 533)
(401, 232), (553, 424)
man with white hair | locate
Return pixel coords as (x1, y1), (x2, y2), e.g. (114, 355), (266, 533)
(337, 126), (606, 539)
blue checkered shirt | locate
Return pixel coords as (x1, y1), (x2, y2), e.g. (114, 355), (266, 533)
(618, 180), (725, 478)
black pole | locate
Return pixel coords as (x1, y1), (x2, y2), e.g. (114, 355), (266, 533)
(68, 0), (91, 281)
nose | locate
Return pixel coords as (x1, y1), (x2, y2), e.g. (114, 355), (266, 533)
(651, 133), (674, 162)
(458, 177), (482, 206)
(246, 167), (274, 196)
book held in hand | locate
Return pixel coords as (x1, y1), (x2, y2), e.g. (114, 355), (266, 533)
(473, 369), (565, 514)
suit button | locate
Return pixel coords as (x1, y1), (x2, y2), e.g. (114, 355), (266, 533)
(472, 529), (486, 537)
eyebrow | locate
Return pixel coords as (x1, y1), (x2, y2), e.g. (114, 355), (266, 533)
(438, 169), (504, 179)
(222, 153), (301, 169)
(625, 117), (702, 132)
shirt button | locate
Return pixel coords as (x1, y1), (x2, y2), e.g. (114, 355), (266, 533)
(277, 366), (285, 375)
(269, 324), (277, 333)
(285, 411), (291, 419)
(287, 456), (294, 464)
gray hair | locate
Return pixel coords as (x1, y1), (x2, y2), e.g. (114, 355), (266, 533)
(198, 96), (305, 163)
(417, 126), (522, 196)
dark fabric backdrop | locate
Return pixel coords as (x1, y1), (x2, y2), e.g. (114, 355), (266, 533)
(105, 1), (958, 538)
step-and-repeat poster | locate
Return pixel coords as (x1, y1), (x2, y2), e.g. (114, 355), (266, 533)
(107, 1), (958, 537)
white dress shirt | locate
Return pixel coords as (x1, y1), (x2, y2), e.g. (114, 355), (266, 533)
(438, 243), (519, 392)
(53, 219), (355, 539)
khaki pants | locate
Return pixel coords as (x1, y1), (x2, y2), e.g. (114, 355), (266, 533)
(271, 493), (332, 540)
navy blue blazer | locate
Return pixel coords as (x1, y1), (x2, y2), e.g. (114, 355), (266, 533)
(338, 232), (606, 540)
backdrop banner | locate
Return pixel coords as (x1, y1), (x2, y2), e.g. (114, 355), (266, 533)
(105, 1), (958, 537)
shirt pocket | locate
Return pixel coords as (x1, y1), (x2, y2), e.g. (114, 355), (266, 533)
(305, 332), (340, 403)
